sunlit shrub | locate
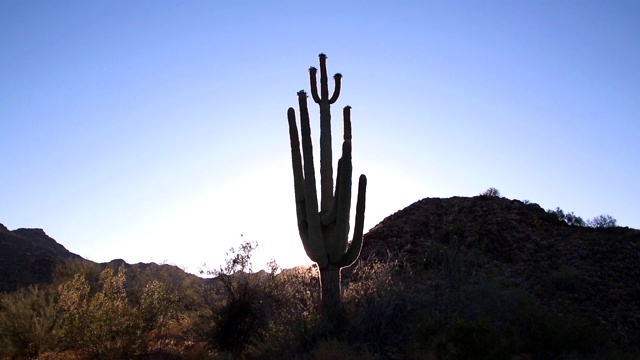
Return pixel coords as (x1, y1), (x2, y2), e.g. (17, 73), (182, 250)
(57, 267), (145, 357)
(0, 286), (58, 358)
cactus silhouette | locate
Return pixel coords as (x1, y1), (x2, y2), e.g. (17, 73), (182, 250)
(287, 53), (367, 324)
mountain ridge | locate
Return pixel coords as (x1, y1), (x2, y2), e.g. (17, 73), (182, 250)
(3, 195), (639, 344)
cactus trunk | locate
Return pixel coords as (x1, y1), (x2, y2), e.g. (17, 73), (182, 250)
(287, 53), (367, 327)
(319, 265), (342, 325)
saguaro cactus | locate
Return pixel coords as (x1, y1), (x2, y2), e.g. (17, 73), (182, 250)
(287, 53), (367, 323)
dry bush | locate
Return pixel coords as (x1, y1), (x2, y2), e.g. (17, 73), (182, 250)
(342, 257), (421, 357)
(0, 286), (58, 358)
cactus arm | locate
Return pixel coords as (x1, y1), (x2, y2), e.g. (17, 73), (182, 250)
(330, 107), (354, 261)
(339, 174), (367, 267)
(342, 105), (352, 141)
(311, 53), (341, 215)
(319, 98), (334, 215)
(330, 143), (352, 262)
(297, 91), (328, 267)
(329, 73), (342, 104)
(287, 107), (308, 241)
(309, 67), (321, 104)
(318, 53), (329, 102)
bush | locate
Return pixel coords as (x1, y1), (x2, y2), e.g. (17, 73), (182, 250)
(417, 316), (506, 360)
(0, 286), (58, 358)
(480, 187), (501, 197)
(54, 266), (184, 357)
(57, 267), (145, 357)
(547, 207), (586, 226)
(196, 241), (321, 357)
(588, 214), (617, 228)
(514, 309), (607, 360)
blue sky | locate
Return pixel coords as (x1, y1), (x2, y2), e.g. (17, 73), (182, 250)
(2, 1), (639, 273)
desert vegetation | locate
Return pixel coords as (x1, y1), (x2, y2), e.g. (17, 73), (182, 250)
(1, 231), (639, 359)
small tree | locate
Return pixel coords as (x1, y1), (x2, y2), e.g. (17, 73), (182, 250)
(588, 214), (617, 228)
(547, 207), (586, 226)
(480, 187), (501, 198)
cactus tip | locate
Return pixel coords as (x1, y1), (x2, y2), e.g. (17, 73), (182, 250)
(319, 53), (327, 58)
(297, 90), (307, 96)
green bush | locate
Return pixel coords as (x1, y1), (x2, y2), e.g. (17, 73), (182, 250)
(0, 286), (58, 358)
(57, 268), (145, 357)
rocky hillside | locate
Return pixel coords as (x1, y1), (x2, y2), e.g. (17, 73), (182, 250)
(0, 224), (85, 292)
(0, 224), (203, 294)
(3, 196), (639, 338)
(3, 196), (639, 357)
(354, 195), (640, 345)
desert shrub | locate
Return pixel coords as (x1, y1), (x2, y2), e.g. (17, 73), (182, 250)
(547, 207), (586, 226)
(480, 187), (501, 197)
(52, 257), (102, 287)
(196, 241), (320, 357)
(550, 266), (584, 294)
(416, 310), (607, 360)
(588, 214), (617, 228)
(310, 338), (379, 360)
(0, 285), (58, 358)
(342, 258), (420, 357)
(418, 316), (508, 360)
(57, 267), (146, 357)
(138, 279), (180, 333)
(423, 225), (488, 300)
(212, 282), (266, 354)
(247, 264), (321, 357)
(56, 266), (182, 357)
(56, 273), (91, 348)
(198, 241), (266, 354)
(514, 309), (607, 360)
(455, 275), (532, 330)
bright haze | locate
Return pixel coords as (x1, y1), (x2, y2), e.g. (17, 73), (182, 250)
(2, 1), (638, 274)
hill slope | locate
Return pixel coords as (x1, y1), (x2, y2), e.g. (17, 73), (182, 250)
(355, 195), (640, 345)
(0, 223), (204, 294)
(0, 196), (640, 344)
(0, 224), (85, 292)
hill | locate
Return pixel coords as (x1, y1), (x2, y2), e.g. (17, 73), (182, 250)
(0, 223), (204, 294)
(2, 195), (639, 358)
(0, 224), (85, 292)
(353, 195), (640, 347)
